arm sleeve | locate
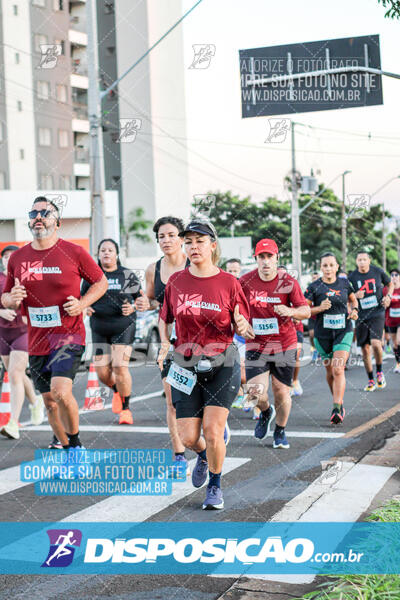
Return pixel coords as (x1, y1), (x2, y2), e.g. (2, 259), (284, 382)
(160, 280), (174, 324)
(290, 279), (308, 307)
(304, 284), (314, 302)
(231, 278), (250, 320)
(77, 247), (104, 284)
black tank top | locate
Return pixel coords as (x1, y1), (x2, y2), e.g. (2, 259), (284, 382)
(154, 256), (190, 305)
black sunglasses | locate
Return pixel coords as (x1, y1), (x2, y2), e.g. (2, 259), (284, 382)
(28, 209), (55, 219)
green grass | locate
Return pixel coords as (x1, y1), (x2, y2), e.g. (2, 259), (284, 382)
(297, 498), (400, 600)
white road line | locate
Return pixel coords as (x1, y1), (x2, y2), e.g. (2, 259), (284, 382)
(233, 462), (396, 585)
(20, 425), (344, 438)
(64, 457), (249, 522)
(0, 465), (27, 496)
(19, 390), (164, 427)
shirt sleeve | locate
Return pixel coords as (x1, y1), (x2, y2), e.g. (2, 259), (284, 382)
(2, 255), (16, 294)
(231, 277), (250, 321)
(290, 279), (308, 307)
(160, 280), (174, 324)
(80, 279), (90, 297)
(77, 247), (104, 284)
(380, 268), (391, 287)
(347, 280), (355, 295)
(304, 283), (314, 302)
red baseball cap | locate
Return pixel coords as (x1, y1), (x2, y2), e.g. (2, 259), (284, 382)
(254, 238), (279, 256)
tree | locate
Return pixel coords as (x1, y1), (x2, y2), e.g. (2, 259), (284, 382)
(196, 188), (398, 272)
(121, 207), (152, 252)
(378, 0), (400, 19)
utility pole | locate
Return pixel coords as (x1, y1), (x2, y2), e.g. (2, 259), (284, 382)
(341, 170), (351, 271)
(291, 122), (302, 280)
(86, 0), (106, 255)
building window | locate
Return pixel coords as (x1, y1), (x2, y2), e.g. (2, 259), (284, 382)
(37, 81), (50, 100)
(106, 46), (115, 56)
(104, 1), (114, 14)
(40, 174), (53, 189)
(34, 34), (47, 52)
(59, 175), (71, 190)
(13, 5), (18, 15)
(56, 84), (67, 103)
(15, 53), (20, 64)
(38, 127), (51, 146)
(20, 149), (24, 159)
(17, 100), (22, 111)
(58, 129), (68, 148)
(53, 0), (63, 9)
(54, 39), (65, 54)
(32, 0), (46, 6)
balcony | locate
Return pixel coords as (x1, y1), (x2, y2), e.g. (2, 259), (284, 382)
(74, 147), (89, 163)
(72, 118), (89, 133)
(71, 58), (87, 77)
(69, 29), (87, 47)
(74, 162), (90, 177)
(70, 73), (88, 90)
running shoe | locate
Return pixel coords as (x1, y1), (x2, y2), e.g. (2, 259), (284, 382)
(364, 379), (376, 392)
(311, 349), (319, 363)
(48, 435), (63, 449)
(112, 392), (122, 414)
(394, 363), (400, 373)
(231, 394), (244, 409)
(273, 430), (290, 449)
(202, 485), (224, 510)
(292, 381), (303, 396)
(0, 418), (20, 440)
(192, 455), (208, 488)
(385, 344), (392, 354)
(55, 446), (87, 479)
(376, 372), (387, 389)
(223, 422), (231, 446)
(29, 395), (45, 426)
(169, 455), (190, 479)
(252, 407), (260, 420)
(330, 405), (345, 425)
(119, 409), (133, 425)
(254, 404), (276, 440)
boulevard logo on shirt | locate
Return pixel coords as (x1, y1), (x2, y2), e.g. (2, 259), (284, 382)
(21, 262), (62, 282)
(250, 290), (281, 307)
(177, 293), (221, 315)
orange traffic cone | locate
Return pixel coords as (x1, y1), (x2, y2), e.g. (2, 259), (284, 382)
(83, 363), (105, 411)
(0, 371), (11, 426)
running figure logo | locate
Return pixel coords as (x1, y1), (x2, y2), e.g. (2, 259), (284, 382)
(188, 44), (216, 69)
(42, 529), (82, 568)
(265, 118), (291, 143)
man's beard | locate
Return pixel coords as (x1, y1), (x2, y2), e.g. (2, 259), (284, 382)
(30, 222), (56, 239)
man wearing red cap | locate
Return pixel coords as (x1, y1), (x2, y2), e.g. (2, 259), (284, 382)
(239, 239), (310, 449)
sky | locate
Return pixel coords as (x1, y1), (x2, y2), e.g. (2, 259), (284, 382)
(178, 0), (400, 219)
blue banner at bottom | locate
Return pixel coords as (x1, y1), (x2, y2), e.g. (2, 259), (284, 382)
(0, 522), (399, 575)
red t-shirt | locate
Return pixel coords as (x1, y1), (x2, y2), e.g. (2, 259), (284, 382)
(0, 272), (27, 331)
(3, 239), (103, 355)
(239, 269), (308, 353)
(160, 268), (249, 357)
(384, 285), (400, 327)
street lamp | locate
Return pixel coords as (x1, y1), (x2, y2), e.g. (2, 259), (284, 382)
(370, 176), (400, 271)
(341, 170), (351, 271)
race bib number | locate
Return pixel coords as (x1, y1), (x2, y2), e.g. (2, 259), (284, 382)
(252, 318), (279, 335)
(360, 295), (378, 309)
(166, 363), (197, 395)
(389, 307), (400, 318)
(323, 313), (346, 329)
(28, 306), (61, 328)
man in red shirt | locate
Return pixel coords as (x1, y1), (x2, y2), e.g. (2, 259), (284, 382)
(1, 197), (107, 450)
(240, 239), (310, 449)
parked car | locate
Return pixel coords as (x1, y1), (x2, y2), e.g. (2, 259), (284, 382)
(81, 309), (160, 366)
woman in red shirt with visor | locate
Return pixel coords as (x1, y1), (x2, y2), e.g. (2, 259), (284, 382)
(158, 219), (253, 511)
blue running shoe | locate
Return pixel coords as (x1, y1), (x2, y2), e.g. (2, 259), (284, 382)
(273, 430), (290, 449)
(223, 422), (231, 446)
(254, 405), (276, 440)
(169, 455), (190, 479)
(191, 455), (208, 488)
(202, 485), (224, 510)
(55, 446), (87, 479)
(311, 349), (318, 362)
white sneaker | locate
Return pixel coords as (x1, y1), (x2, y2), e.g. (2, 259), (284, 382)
(29, 395), (45, 426)
(1, 418), (20, 440)
(292, 380), (303, 396)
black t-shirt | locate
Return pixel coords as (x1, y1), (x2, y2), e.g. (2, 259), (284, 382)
(304, 277), (354, 340)
(348, 265), (390, 319)
(81, 265), (141, 330)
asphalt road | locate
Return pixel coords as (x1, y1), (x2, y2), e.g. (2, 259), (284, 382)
(0, 341), (399, 599)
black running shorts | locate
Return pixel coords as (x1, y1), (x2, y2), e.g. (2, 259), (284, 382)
(245, 349), (296, 387)
(356, 315), (385, 347)
(29, 344), (84, 393)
